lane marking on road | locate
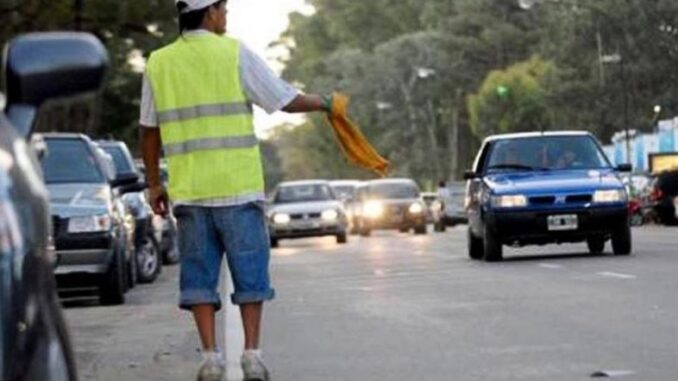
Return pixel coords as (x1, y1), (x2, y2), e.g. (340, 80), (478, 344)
(222, 264), (244, 381)
(590, 369), (637, 378)
(596, 272), (637, 280)
(538, 263), (564, 269)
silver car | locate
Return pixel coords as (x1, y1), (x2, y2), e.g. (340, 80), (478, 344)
(268, 180), (348, 247)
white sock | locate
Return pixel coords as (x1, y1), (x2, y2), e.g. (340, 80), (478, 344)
(202, 349), (223, 361)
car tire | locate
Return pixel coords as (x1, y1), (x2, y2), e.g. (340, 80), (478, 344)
(612, 225), (632, 256)
(99, 247), (126, 306)
(482, 224), (503, 262)
(137, 237), (161, 284)
(162, 237), (181, 265)
(467, 227), (483, 260)
(434, 221), (446, 232)
(399, 227), (409, 233)
(414, 224), (427, 235)
(270, 237), (280, 248)
(337, 232), (348, 244)
(127, 246), (138, 290)
(587, 237), (606, 254)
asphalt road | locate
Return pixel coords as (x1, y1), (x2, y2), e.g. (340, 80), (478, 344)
(64, 225), (678, 381)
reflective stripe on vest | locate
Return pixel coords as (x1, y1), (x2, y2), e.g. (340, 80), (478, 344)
(146, 34), (264, 203)
(157, 101), (253, 124)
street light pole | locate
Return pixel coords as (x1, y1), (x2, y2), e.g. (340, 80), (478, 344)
(74, 0), (83, 30)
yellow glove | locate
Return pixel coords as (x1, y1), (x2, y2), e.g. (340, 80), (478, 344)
(326, 93), (390, 177)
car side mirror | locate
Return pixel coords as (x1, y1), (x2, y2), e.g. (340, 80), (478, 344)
(616, 163), (633, 172)
(119, 181), (148, 195)
(3, 32), (109, 138)
(463, 170), (477, 180)
(111, 173), (140, 188)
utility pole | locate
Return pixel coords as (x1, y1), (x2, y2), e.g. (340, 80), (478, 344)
(74, 0), (83, 30)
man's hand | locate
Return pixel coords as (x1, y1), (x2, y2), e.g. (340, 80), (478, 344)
(149, 184), (170, 217)
(282, 94), (331, 113)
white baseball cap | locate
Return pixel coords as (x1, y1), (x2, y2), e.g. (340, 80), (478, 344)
(175, 0), (220, 14)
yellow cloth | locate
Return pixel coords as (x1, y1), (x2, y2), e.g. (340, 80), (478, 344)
(327, 93), (390, 177)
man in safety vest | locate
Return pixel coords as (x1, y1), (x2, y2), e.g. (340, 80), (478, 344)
(140, 1), (330, 380)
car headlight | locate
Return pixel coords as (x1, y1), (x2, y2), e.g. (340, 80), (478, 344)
(68, 215), (112, 233)
(409, 203), (424, 214)
(363, 201), (384, 219)
(272, 213), (291, 225)
(491, 195), (527, 208)
(593, 189), (627, 203)
(321, 209), (339, 221)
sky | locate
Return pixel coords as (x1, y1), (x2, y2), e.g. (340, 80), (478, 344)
(227, 0), (315, 137)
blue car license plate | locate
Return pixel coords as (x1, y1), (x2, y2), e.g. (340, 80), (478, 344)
(547, 214), (578, 231)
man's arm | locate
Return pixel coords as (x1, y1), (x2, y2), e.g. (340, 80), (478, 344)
(282, 94), (330, 114)
(140, 127), (169, 216)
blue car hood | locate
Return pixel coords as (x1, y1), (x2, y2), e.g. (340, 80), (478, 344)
(485, 169), (623, 195)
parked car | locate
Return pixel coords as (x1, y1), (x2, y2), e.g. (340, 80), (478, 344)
(1, 32), (107, 381)
(433, 181), (468, 232)
(330, 180), (363, 234)
(268, 180), (348, 247)
(98, 140), (163, 283)
(354, 178), (427, 236)
(41, 133), (142, 305)
(620, 172), (654, 226)
(649, 169), (678, 225)
(465, 131), (632, 262)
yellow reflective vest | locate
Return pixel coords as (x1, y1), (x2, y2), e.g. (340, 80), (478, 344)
(146, 33), (264, 204)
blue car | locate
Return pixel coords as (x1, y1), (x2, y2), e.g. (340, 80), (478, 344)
(464, 132), (632, 261)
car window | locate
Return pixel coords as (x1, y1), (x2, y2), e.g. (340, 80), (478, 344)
(275, 184), (335, 203)
(369, 183), (419, 199)
(102, 146), (134, 175)
(485, 136), (611, 172)
(41, 139), (104, 184)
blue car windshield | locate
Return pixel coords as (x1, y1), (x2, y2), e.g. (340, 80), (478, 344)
(485, 136), (611, 173)
(41, 139), (105, 184)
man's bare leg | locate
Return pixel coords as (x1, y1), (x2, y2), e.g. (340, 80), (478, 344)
(240, 302), (263, 349)
(192, 304), (217, 351)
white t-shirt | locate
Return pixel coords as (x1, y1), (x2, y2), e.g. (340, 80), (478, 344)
(139, 30), (299, 127)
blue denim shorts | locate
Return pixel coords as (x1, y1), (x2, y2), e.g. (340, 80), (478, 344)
(173, 202), (275, 311)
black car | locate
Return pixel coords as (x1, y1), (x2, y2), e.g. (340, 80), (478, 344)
(42, 133), (143, 305)
(1, 33), (107, 381)
(354, 179), (428, 236)
(650, 169), (678, 225)
(98, 139), (163, 283)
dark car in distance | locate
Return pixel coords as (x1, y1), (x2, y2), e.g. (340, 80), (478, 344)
(649, 169), (678, 225)
(354, 179), (428, 236)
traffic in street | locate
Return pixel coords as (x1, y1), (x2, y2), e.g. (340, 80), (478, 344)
(65, 226), (678, 381)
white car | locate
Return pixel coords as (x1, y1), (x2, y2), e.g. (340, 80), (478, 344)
(268, 180), (348, 247)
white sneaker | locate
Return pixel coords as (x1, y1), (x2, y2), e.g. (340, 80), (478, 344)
(241, 350), (270, 381)
(197, 351), (226, 381)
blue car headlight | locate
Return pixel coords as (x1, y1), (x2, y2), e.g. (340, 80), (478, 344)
(491, 195), (528, 208)
(593, 189), (627, 204)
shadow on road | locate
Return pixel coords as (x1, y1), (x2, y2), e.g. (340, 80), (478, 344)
(501, 252), (615, 262)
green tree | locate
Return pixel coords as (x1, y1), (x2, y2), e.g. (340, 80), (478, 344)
(468, 56), (555, 139)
